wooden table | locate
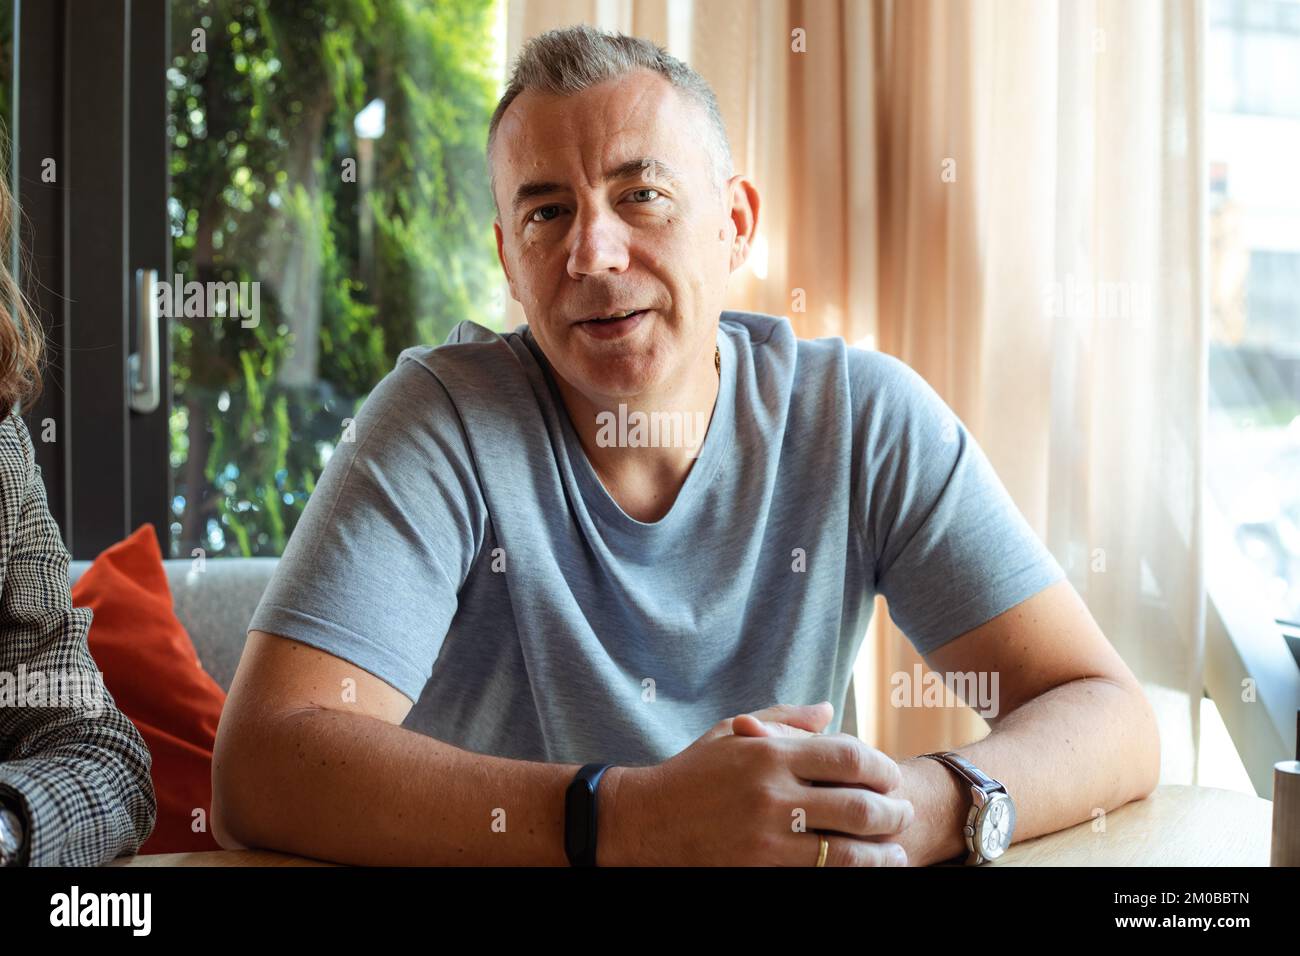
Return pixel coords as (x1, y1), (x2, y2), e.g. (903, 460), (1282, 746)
(989, 784), (1273, 866)
(109, 784), (1273, 867)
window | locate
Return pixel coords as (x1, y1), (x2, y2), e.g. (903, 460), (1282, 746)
(1207, 0), (1300, 627)
(1209, 0), (1300, 116)
(166, 0), (505, 558)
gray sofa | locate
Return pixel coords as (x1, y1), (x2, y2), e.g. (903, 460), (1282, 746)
(66, 556), (467, 741)
(66, 557), (860, 739)
(68, 558), (278, 694)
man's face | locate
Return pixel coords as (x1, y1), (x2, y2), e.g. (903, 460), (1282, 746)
(491, 69), (737, 401)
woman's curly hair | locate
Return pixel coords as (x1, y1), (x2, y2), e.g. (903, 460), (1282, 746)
(0, 133), (43, 417)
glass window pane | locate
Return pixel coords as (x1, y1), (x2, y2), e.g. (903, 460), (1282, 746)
(166, 0), (503, 558)
(1208, 0), (1300, 624)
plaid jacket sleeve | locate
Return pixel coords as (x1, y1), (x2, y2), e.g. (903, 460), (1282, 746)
(0, 411), (157, 865)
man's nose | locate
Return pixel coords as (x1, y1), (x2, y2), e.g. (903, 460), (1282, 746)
(566, 206), (630, 278)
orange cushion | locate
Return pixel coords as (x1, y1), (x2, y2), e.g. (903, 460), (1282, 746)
(72, 523), (226, 854)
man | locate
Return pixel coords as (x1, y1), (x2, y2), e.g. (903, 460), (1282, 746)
(213, 24), (1159, 867)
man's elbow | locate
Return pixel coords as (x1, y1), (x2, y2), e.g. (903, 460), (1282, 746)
(210, 713), (269, 850)
(210, 703), (322, 850)
(1120, 680), (1162, 802)
(1139, 696), (1162, 798)
(209, 775), (250, 851)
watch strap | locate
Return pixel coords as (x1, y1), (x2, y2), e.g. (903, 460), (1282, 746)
(922, 751), (1003, 794)
(564, 763), (612, 866)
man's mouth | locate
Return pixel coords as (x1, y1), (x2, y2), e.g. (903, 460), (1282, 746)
(575, 308), (650, 339)
(579, 308), (648, 325)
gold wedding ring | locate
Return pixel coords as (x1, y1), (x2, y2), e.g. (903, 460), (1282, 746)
(815, 834), (828, 867)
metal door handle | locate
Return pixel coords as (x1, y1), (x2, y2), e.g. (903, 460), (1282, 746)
(129, 268), (160, 414)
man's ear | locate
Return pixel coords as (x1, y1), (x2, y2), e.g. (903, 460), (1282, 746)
(725, 174), (761, 273)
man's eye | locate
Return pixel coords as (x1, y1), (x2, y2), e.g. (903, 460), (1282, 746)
(528, 189), (660, 224)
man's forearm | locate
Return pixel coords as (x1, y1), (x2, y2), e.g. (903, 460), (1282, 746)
(212, 706), (636, 865)
(893, 677), (1161, 866)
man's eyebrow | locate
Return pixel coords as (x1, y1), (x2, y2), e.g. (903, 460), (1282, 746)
(510, 157), (683, 214)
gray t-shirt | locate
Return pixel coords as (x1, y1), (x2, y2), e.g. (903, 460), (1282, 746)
(248, 310), (1064, 766)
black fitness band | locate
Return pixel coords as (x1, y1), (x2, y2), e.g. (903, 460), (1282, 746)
(564, 763), (612, 866)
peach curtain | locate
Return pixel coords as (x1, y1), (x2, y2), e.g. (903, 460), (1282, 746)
(503, 0), (1207, 784)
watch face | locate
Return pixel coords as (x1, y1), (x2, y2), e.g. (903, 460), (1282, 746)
(977, 793), (1015, 860)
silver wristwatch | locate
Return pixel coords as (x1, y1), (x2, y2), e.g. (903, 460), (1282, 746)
(0, 797), (28, 866)
(921, 751), (1015, 864)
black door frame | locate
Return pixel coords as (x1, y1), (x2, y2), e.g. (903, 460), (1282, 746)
(15, 0), (171, 559)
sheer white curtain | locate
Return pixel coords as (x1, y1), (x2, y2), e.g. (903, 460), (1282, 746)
(864, 0), (1206, 781)
(502, 0), (1207, 782)
(1045, 0), (1206, 784)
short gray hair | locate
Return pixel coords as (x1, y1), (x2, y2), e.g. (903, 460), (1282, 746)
(487, 24), (734, 219)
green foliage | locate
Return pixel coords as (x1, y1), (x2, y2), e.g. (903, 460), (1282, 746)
(168, 0), (500, 557)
